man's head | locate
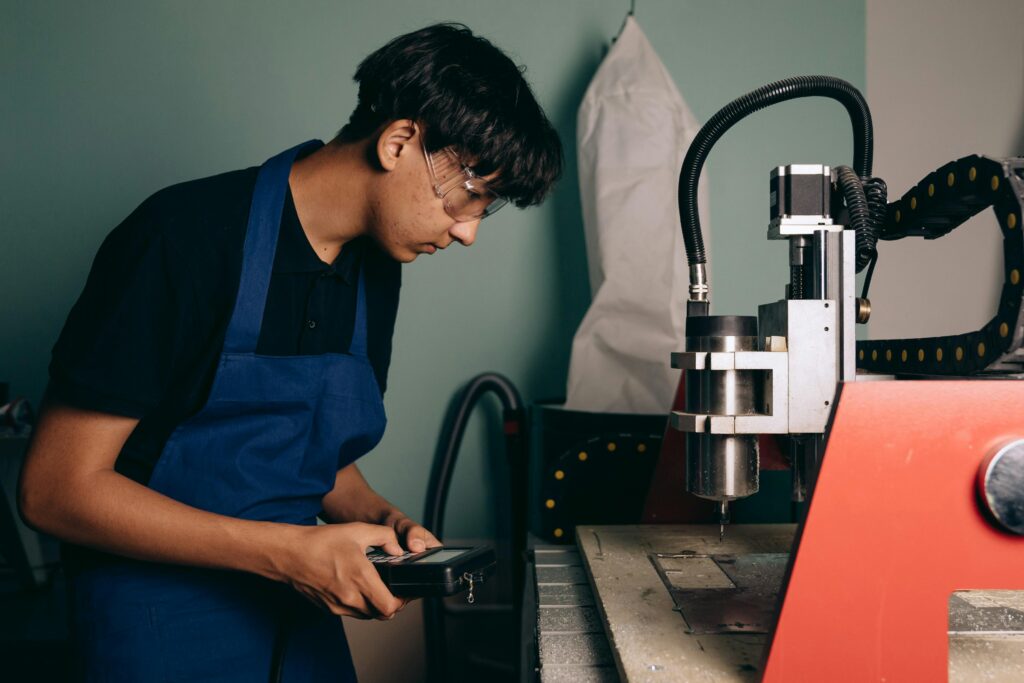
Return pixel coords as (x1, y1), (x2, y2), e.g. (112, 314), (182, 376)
(337, 23), (563, 261)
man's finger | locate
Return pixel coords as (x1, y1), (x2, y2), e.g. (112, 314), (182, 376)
(361, 568), (403, 619)
(355, 522), (404, 556)
(407, 533), (426, 553)
(405, 525), (443, 552)
(421, 528), (443, 548)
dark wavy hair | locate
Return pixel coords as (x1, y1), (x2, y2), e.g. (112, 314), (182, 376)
(338, 23), (563, 208)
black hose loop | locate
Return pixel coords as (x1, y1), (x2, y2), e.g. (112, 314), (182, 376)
(423, 373), (524, 541)
(423, 373), (527, 682)
(678, 75), (873, 267)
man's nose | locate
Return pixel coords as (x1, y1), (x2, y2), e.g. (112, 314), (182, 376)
(449, 218), (481, 247)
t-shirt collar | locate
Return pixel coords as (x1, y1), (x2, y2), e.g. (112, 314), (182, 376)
(273, 188), (361, 284)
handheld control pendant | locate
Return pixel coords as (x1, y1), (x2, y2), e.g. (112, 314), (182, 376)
(367, 546), (496, 600)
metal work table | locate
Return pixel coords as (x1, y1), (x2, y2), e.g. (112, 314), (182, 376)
(532, 524), (1024, 682)
(575, 524), (792, 682)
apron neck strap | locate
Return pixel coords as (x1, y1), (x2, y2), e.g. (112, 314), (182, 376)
(224, 140), (323, 354)
(348, 263), (369, 358)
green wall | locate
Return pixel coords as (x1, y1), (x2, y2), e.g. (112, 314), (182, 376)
(1, 1), (864, 537)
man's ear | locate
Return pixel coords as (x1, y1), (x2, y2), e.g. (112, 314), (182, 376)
(376, 119), (418, 172)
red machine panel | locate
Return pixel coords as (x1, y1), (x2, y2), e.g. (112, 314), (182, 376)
(764, 379), (1024, 682)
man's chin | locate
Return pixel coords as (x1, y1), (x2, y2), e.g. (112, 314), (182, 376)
(376, 241), (418, 263)
(396, 248), (419, 264)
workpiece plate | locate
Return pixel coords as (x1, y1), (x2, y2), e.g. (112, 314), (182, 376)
(577, 524), (796, 682)
(652, 552), (789, 634)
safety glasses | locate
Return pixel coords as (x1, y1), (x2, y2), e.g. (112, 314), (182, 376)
(421, 141), (508, 222)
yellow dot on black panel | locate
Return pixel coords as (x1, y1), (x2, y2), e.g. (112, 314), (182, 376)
(553, 528), (564, 538)
(578, 451), (588, 462)
(886, 349), (893, 361)
(545, 499), (556, 509)
(637, 443), (647, 453)
(917, 349), (925, 362)
(978, 342), (987, 357)
(910, 196), (918, 210)
(606, 442), (617, 452)
(947, 172), (955, 187)
(871, 349), (877, 361)
(969, 167), (977, 181)
(956, 346), (964, 361)
(901, 350), (908, 362)
(859, 349), (864, 361)
(936, 348), (943, 362)
(1009, 213), (1018, 230)
(1000, 322), (1009, 338)
(928, 183), (935, 197)
(554, 469), (565, 481)
(992, 176), (1000, 191)
(1012, 269), (1021, 286)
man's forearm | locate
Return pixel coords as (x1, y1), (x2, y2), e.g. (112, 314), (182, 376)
(24, 468), (300, 581)
(321, 464), (405, 525)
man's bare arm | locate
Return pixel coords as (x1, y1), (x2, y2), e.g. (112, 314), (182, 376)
(322, 463), (441, 552)
(321, 463), (397, 525)
(18, 402), (405, 619)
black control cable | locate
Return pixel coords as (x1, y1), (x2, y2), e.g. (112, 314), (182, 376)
(422, 373), (527, 681)
(677, 75), (886, 284)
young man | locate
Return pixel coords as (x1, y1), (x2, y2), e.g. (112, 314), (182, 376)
(19, 23), (561, 682)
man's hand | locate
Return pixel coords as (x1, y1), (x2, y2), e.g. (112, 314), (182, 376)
(277, 522), (407, 620)
(385, 513), (442, 554)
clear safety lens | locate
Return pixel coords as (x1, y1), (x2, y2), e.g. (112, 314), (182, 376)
(442, 182), (508, 222)
(427, 147), (507, 221)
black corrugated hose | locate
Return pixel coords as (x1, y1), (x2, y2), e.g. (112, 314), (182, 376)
(422, 373), (527, 682)
(677, 75), (886, 273)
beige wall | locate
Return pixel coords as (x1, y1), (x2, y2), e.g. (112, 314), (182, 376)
(345, 601), (427, 683)
(866, 0), (1024, 339)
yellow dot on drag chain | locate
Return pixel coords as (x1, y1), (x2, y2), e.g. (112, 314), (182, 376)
(895, 209), (902, 223)
(910, 196), (918, 210)
(637, 443), (647, 453)
(956, 346), (964, 361)
(969, 167), (977, 181)
(1009, 213), (1018, 229)
(554, 470), (565, 480)
(978, 342), (987, 357)
(901, 350), (908, 362)
(553, 528), (564, 538)
(858, 349), (864, 361)
(917, 349), (925, 362)
(871, 350), (878, 361)
(886, 349), (893, 361)
(606, 442), (617, 452)
(545, 499), (556, 509)
(1012, 269), (1021, 285)
(928, 183), (935, 197)
(1000, 322), (1009, 338)
(936, 348), (943, 362)
(578, 451), (588, 462)
(947, 172), (955, 187)
(992, 176), (1000, 191)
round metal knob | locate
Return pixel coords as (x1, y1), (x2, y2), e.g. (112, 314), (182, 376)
(977, 439), (1024, 535)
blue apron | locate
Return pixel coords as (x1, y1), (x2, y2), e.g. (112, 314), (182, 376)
(70, 141), (386, 682)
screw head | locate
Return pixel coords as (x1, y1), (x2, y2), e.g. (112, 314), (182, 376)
(977, 440), (1024, 535)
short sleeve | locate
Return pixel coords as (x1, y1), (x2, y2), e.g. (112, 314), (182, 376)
(48, 198), (196, 418)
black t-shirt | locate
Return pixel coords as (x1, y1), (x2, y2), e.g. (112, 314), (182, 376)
(48, 165), (402, 485)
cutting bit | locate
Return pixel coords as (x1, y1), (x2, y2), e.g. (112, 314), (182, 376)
(717, 500), (730, 542)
